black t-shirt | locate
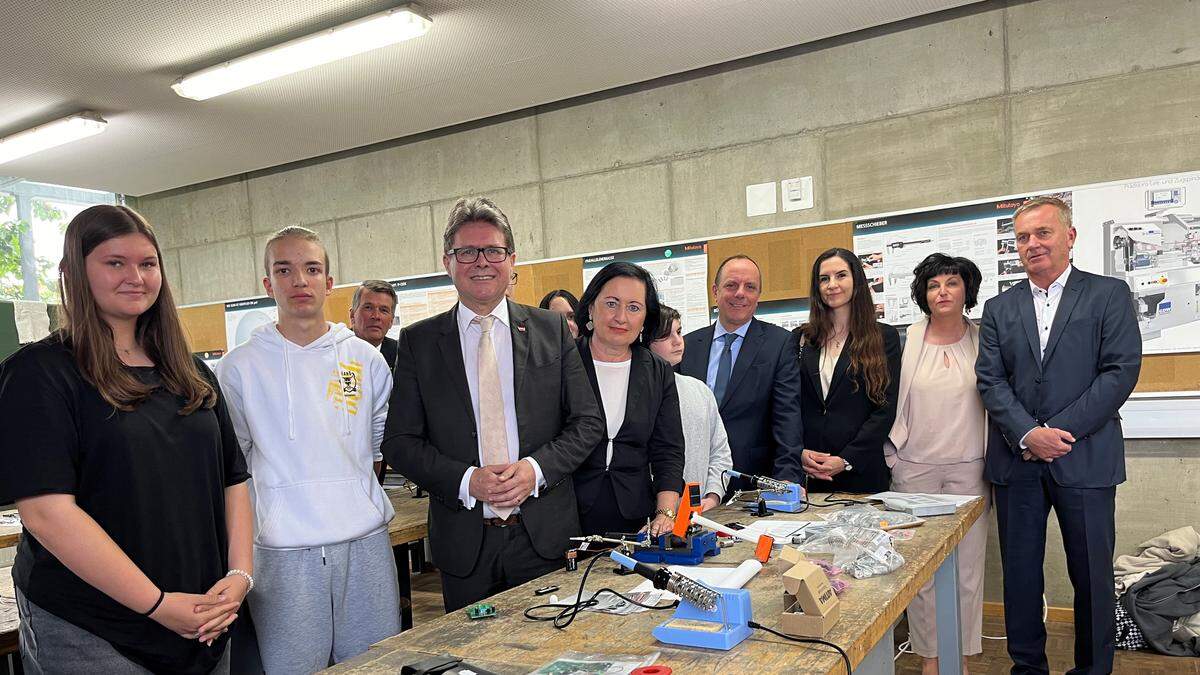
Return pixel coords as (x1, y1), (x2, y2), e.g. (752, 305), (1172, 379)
(0, 334), (250, 674)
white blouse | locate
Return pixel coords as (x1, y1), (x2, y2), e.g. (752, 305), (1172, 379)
(592, 358), (632, 468)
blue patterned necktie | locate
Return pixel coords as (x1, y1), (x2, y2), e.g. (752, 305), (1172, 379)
(712, 333), (738, 402)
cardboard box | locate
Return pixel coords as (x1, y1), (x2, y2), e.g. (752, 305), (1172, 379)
(780, 595), (842, 637)
(778, 558), (840, 637)
(782, 560), (837, 616)
(779, 545), (806, 566)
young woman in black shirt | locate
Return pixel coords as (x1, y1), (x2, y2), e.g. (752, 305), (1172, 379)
(0, 205), (253, 674)
(795, 247), (901, 495)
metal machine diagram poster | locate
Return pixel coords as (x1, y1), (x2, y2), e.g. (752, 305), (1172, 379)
(386, 273), (459, 339)
(582, 242), (710, 336)
(224, 296), (277, 350)
(1073, 171), (1200, 354)
(852, 193), (1071, 326)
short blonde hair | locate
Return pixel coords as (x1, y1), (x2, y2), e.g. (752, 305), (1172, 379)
(263, 226), (330, 276)
(1014, 196), (1071, 228)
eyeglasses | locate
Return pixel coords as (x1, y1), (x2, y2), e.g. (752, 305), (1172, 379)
(447, 246), (511, 264)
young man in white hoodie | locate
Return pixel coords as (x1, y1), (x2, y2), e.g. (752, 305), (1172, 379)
(217, 226), (399, 673)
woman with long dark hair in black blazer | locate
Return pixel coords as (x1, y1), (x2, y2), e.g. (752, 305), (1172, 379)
(795, 248), (901, 494)
(574, 262), (684, 537)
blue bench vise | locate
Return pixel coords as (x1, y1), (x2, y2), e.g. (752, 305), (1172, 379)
(632, 530), (721, 566)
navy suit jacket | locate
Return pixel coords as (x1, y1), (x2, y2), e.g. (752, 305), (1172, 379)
(975, 268), (1142, 488)
(679, 318), (804, 483)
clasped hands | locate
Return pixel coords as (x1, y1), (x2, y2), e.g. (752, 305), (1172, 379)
(1021, 426), (1075, 463)
(150, 573), (250, 646)
(468, 460), (537, 509)
(801, 449), (846, 480)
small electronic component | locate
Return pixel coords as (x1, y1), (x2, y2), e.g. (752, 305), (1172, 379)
(565, 548), (578, 572)
(464, 603), (497, 620)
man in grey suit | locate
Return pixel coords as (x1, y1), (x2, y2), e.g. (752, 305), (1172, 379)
(382, 197), (603, 612)
(976, 196), (1142, 674)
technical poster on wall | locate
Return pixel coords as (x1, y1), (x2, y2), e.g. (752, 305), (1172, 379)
(582, 242), (710, 336)
(852, 194), (1070, 325)
(386, 273), (458, 339)
(851, 169), (1200, 354)
(1073, 171), (1200, 354)
(224, 297), (277, 350)
(713, 298), (810, 332)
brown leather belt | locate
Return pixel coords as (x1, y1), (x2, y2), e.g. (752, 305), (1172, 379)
(482, 514), (521, 528)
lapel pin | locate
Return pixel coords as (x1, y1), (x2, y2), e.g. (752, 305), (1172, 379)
(517, 323), (526, 333)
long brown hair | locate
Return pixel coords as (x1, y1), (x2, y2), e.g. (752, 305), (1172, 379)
(58, 205), (215, 414)
(799, 248), (890, 404)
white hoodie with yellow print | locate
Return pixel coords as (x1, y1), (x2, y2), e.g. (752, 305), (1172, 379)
(217, 321), (395, 550)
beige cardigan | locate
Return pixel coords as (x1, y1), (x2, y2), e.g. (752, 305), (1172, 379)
(884, 317), (987, 466)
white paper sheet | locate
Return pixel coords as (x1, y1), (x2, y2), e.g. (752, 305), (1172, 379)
(12, 300), (50, 343)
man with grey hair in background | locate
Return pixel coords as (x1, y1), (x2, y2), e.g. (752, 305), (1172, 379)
(383, 197), (602, 612)
(349, 279), (399, 370)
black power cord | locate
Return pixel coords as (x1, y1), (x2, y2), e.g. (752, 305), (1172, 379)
(748, 620), (852, 675)
(524, 546), (853, 674)
(523, 551), (677, 629)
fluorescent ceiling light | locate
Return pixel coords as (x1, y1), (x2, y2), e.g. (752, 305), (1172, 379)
(0, 112), (108, 165)
(172, 4), (432, 100)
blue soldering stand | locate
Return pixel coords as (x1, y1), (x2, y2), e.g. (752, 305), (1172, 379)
(632, 531), (720, 566)
(761, 483), (806, 513)
(653, 587), (753, 650)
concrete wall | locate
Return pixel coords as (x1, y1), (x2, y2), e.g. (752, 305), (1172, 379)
(135, 0), (1200, 605)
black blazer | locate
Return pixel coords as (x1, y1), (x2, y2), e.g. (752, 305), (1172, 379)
(796, 322), (901, 494)
(976, 268), (1141, 488)
(381, 301), (604, 577)
(574, 340), (685, 521)
(678, 318), (804, 483)
(379, 335), (398, 371)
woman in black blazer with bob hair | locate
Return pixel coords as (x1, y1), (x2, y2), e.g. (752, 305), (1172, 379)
(795, 248), (900, 494)
(573, 262), (684, 537)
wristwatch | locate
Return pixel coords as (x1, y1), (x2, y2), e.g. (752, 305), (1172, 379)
(655, 508), (676, 519)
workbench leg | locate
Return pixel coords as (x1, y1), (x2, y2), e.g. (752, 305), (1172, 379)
(934, 546), (963, 675)
(409, 539), (426, 573)
(854, 621), (896, 674)
(393, 545), (413, 632)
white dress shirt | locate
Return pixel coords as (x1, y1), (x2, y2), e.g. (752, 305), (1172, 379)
(1032, 265), (1073, 359)
(1019, 265), (1073, 449)
(454, 301), (545, 516)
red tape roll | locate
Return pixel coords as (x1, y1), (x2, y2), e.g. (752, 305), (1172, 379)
(631, 667), (671, 675)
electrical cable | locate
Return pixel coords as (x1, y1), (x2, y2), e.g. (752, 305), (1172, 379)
(522, 551), (678, 629)
(748, 620), (852, 675)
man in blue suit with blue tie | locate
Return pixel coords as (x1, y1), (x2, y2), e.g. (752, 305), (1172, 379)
(679, 255), (804, 489)
(976, 196), (1142, 674)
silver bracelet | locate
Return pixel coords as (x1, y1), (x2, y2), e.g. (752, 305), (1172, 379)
(225, 568), (254, 592)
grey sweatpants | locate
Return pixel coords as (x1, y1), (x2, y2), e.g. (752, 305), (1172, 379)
(252, 528), (400, 674)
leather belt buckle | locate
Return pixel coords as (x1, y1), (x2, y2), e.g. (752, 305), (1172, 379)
(483, 514), (521, 528)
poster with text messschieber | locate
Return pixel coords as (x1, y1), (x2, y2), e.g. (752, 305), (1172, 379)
(852, 194), (1070, 325)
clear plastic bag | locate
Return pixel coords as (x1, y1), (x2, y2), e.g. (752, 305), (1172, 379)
(821, 504), (923, 530)
(792, 522), (905, 579)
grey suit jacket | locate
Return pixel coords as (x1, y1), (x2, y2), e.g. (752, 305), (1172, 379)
(381, 301), (603, 576)
(975, 268), (1142, 488)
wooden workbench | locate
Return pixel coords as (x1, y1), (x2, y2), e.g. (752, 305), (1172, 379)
(0, 512), (18, 552)
(327, 496), (984, 675)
